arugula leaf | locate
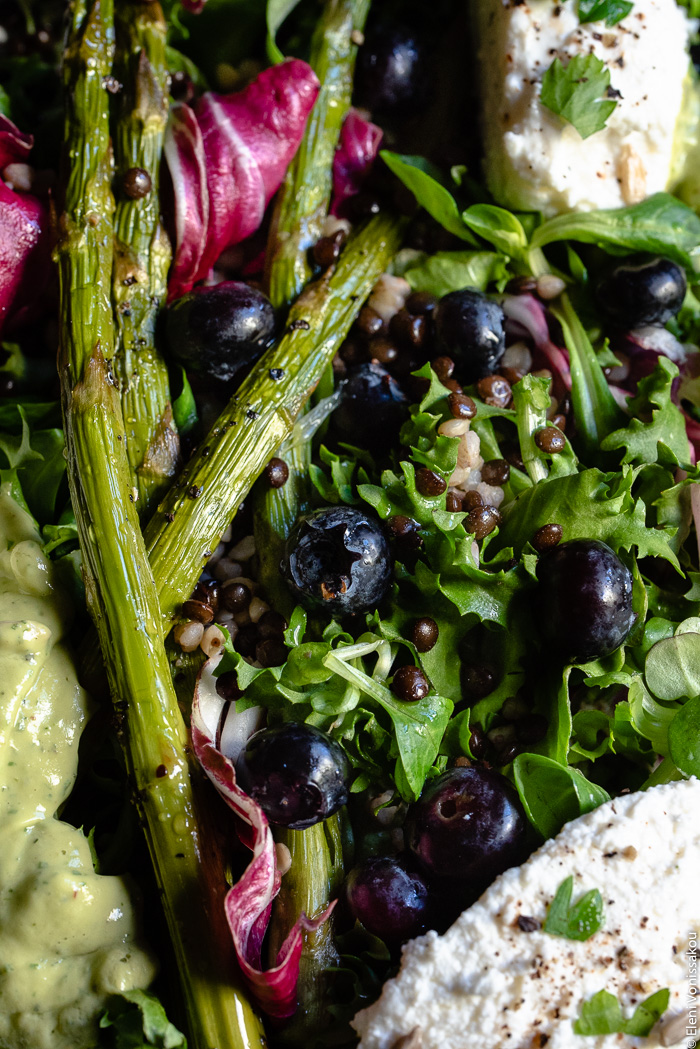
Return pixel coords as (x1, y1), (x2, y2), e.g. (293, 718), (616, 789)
(531, 193), (700, 271)
(602, 358), (691, 467)
(513, 753), (610, 839)
(573, 987), (670, 1036)
(540, 54), (617, 140)
(99, 989), (187, 1048)
(543, 875), (605, 941)
(379, 152), (479, 244)
(404, 250), (509, 297)
(578, 0), (633, 25)
(668, 694), (700, 776)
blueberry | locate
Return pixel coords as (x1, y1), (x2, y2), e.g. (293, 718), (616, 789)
(343, 855), (432, 943)
(281, 506), (392, 616)
(433, 289), (506, 383)
(165, 281), (275, 383)
(535, 539), (635, 664)
(596, 256), (687, 329)
(405, 766), (528, 884)
(332, 362), (408, 448)
(236, 722), (349, 829)
(354, 22), (430, 118)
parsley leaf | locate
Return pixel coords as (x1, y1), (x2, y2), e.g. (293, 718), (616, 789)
(543, 875), (605, 941)
(578, 0), (633, 26)
(573, 987), (670, 1036)
(540, 54), (618, 139)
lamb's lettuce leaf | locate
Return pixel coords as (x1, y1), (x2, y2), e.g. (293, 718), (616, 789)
(531, 193), (700, 270)
(513, 753), (610, 839)
(379, 151), (479, 244)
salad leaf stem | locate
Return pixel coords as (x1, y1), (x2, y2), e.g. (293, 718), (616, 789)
(113, 0), (177, 516)
(266, 0), (371, 311)
(144, 213), (406, 629)
(513, 374), (551, 485)
(268, 816), (345, 1043)
(58, 5), (264, 1045)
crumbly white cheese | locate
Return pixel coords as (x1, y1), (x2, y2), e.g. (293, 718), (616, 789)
(352, 778), (700, 1049)
(473, 0), (691, 215)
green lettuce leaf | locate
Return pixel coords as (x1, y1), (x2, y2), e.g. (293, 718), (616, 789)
(99, 989), (187, 1048)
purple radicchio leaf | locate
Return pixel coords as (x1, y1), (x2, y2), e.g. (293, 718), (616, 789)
(502, 293), (572, 391)
(0, 114), (33, 171)
(331, 108), (382, 216)
(191, 655), (334, 1019)
(165, 59), (319, 301)
(0, 180), (50, 338)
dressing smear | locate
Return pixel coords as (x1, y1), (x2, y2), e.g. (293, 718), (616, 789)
(0, 486), (155, 1048)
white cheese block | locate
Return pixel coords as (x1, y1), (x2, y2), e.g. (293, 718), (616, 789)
(473, 0), (691, 215)
(352, 778), (700, 1049)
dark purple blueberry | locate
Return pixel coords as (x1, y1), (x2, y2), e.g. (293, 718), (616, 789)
(596, 256), (686, 329)
(354, 23), (430, 118)
(165, 281), (275, 383)
(433, 289), (506, 384)
(332, 361), (408, 448)
(536, 539), (635, 663)
(236, 722), (349, 830)
(281, 506), (392, 616)
(405, 766), (527, 883)
(343, 856), (431, 943)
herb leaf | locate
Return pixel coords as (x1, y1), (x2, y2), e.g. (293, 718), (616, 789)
(573, 987), (670, 1036)
(540, 54), (617, 139)
(578, 0), (633, 26)
(543, 875), (605, 941)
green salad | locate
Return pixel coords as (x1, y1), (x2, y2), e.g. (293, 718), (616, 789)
(1, 0), (700, 1046)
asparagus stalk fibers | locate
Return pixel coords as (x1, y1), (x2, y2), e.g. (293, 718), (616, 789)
(112, 0), (178, 516)
(57, 4), (264, 1045)
(265, 0), (372, 311)
(144, 212), (405, 629)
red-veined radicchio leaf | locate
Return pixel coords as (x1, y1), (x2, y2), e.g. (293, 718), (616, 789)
(191, 655), (333, 1019)
(163, 102), (210, 302)
(166, 59), (319, 300)
(331, 108), (382, 215)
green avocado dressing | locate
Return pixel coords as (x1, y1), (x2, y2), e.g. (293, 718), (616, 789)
(0, 486), (155, 1049)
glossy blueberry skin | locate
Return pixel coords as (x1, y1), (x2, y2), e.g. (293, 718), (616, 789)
(405, 766), (528, 883)
(281, 506), (393, 616)
(354, 23), (429, 117)
(165, 281), (275, 382)
(536, 539), (635, 664)
(433, 289), (506, 383)
(236, 722), (349, 830)
(343, 855), (432, 943)
(332, 362), (408, 448)
(595, 256), (687, 329)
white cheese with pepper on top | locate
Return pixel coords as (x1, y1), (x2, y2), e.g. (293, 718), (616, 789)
(472, 0), (691, 215)
(352, 778), (700, 1049)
